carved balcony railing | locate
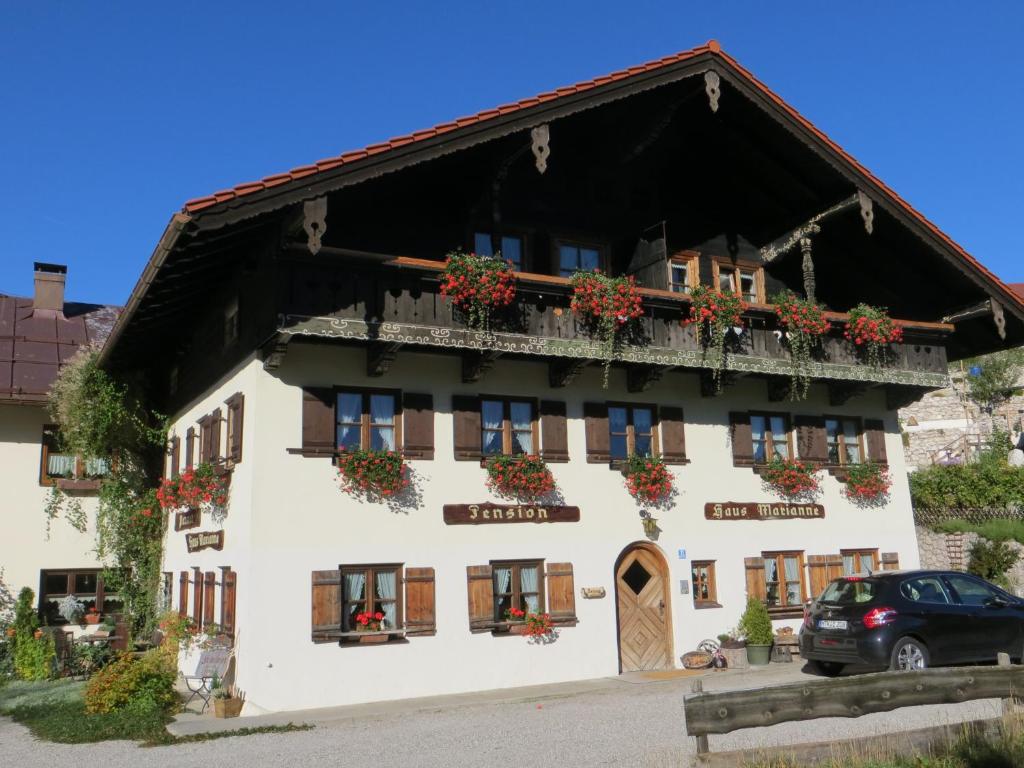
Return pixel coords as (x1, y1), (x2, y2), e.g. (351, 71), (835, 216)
(276, 257), (952, 391)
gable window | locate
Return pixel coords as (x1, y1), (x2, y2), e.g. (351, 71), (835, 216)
(751, 413), (791, 463)
(341, 564), (402, 634)
(841, 549), (878, 576)
(826, 417), (864, 465)
(609, 405), (657, 460)
(40, 425), (111, 487)
(762, 551), (805, 608)
(691, 561), (719, 608)
(481, 398), (536, 456)
(668, 253), (700, 294)
(557, 242), (602, 277)
(713, 259), (764, 304)
(39, 569), (121, 624)
(474, 232), (524, 271)
(492, 560), (544, 621)
(337, 390), (398, 451)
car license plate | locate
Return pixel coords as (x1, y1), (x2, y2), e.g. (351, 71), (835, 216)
(818, 619), (848, 630)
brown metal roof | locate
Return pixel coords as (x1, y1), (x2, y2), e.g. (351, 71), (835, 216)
(0, 296), (120, 404)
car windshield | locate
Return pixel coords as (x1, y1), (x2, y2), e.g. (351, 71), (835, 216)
(820, 578), (879, 605)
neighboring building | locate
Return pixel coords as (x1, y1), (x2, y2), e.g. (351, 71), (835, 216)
(0, 264), (120, 624)
(99, 41), (1024, 713)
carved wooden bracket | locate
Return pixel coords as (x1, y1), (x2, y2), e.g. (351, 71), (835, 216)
(547, 358), (588, 388)
(531, 124), (550, 174)
(886, 384), (926, 411)
(366, 342), (402, 377)
(626, 365), (665, 393)
(462, 350), (501, 383)
(827, 382), (869, 406)
(800, 237), (816, 303)
(261, 334), (290, 372)
(303, 197), (327, 255)
(766, 377), (792, 402)
(858, 190), (874, 235)
(992, 299), (1007, 341)
(700, 369), (742, 398)
(704, 71), (721, 113)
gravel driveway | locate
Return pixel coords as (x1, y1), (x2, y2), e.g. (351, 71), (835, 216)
(0, 665), (1004, 767)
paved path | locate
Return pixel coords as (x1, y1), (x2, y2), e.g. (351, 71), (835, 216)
(1, 664), (1003, 767)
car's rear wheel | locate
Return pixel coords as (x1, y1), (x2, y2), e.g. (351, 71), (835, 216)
(808, 659), (844, 677)
(890, 637), (929, 671)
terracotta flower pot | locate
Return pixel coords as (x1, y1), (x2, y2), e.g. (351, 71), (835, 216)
(84, 613), (101, 625)
(214, 697), (244, 718)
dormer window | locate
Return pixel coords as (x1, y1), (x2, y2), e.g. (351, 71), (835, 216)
(473, 232), (524, 271)
(712, 258), (764, 304)
(668, 253), (700, 294)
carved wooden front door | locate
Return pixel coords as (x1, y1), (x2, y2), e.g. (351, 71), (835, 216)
(616, 545), (672, 672)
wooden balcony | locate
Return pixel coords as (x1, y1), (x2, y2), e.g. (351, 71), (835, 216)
(275, 257), (951, 396)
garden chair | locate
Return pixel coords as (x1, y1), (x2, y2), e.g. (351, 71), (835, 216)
(182, 648), (232, 713)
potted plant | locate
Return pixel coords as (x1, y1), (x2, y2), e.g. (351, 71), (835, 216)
(504, 608), (554, 639)
(336, 448), (409, 502)
(84, 607), (102, 625)
(684, 286), (747, 391)
(761, 456), (820, 500)
(57, 594), (85, 624)
(716, 630), (748, 670)
(569, 270), (644, 388)
(439, 250), (517, 331)
(621, 454), (674, 504)
(842, 462), (891, 504)
(844, 303), (902, 367)
(770, 291), (830, 400)
(211, 677), (244, 718)
(738, 596), (773, 665)
(354, 611), (388, 644)
(485, 454), (556, 500)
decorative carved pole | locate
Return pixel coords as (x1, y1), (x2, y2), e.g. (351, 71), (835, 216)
(800, 237), (816, 302)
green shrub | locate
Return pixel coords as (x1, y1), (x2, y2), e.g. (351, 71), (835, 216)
(935, 519), (1024, 545)
(84, 649), (178, 715)
(968, 539), (1020, 585)
(14, 633), (54, 681)
(738, 596), (774, 646)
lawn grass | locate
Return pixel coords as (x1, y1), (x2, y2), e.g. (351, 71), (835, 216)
(0, 678), (311, 746)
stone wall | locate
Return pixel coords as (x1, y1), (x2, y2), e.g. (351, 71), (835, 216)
(916, 525), (1024, 597)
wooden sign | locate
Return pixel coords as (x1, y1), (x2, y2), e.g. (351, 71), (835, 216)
(175, 509), (200, 531)
(186, 530), (224, 553)
(443, 503), (580, 525)
(580, 587), (606, 599)
(704, 502), (825, 521)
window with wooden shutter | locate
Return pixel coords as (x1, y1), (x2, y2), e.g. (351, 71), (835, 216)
(659, 406), (687, 464)
(825, 417), (865, 466)
(795, 415), (827, 464)
(539, 400), (569, 462)
(545, 562), (576, 625)
(225, 393), (244, 464)
(402, 393), (434, 460)
(169, 437), (180, 480)
(203, 571), (216, 628)
(198, 415), (213, 464)
(404, 567), (436, 636)
(807, 555), (829, 599)
(730, 412), (754, 466)
(191, 567), (204, 623)
(299, 387), (336, 456)
(583, 402), (610, 463)
(185, 427), (195, 470)
(311, 569), (342, 643)
(762, 551), (806, 610)
(841, 549), (879, 575)
(220, 568), (236, 638)
(467, 564), (495, 631)
(453, 395), (482, 461)
(881, 552), (900, 570)
(480, 397), (538, 457)
(744, 557), (766, 602)
(178, 571), (189, 618)
(608, 404), (658, 461)
(865, 419), (888, 465)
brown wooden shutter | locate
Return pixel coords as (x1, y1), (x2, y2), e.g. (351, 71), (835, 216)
(203, 571), (216, 628)
(865, 419), (888, 465)
(169, 437), (180, 480)
(210, 408), (223, 462)
(452, 395), (482, 461)
(185, 427), (195, 470)
(402, 393), (435, 460)
(795, 415), (827, 464)
(807, 555), (829, 599)
(881, 552), (900, 571)
(220, 568), (236, 636)
(404, 567), (436, 636)
(302, 387), (336, 456)
(545, 562), (576, 624)
(198, 415), (212, 463)
(466, 564), (495, 631)
(311, 569), (342, 643)
(192, 567), (203, 622)
(583, 402), (610, 463)
(730, 412), (754, 466)
(659, 406), (687, 464)
(825, 555), (844, 582)
(744, 557), (766, 602)
(178, 571), (189, 618)
(539, 400), (569, 463)
(226, 394), (244, 463)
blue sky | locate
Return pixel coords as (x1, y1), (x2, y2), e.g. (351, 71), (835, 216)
(1, 2), (1022, 305)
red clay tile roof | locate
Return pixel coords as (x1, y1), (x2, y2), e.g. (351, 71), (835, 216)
(1010, 283), (1024, 301)
(180, 40), (1023, 315)
(0, 296), (120, 403)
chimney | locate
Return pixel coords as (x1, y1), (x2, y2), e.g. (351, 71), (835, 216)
(33, 262), (66, 313)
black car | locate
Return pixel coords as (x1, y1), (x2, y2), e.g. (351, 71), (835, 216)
(799, 569), (1024, 675)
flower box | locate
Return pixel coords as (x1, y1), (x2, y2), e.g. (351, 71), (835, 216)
(213, 697), (244, 718)
(84, 612), (101, 625)
(357, 633), (389, 645)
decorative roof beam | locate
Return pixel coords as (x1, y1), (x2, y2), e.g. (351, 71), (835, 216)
(760, 193), (865, 263)
(303, 197), (327, 255)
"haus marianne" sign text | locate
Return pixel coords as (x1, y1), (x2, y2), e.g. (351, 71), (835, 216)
(704, 502), (825, 521)
(443, 504), (580, 525)
(186, 530), (225, 553)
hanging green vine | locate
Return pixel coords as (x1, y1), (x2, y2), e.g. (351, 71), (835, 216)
(43, 486), (87, 540)
(770, 291), (831, 400)
(569, 270), (645, 388)
(48, 350), (167, 639)
(684, 286), (747, 391)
